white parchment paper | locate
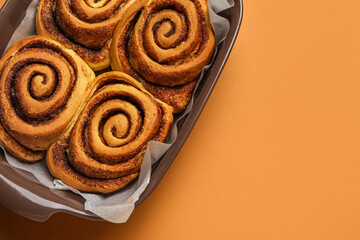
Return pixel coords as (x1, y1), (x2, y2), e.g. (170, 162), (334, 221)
(1, 0), (234, 223)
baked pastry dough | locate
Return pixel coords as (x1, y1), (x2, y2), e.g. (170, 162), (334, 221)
(2, 0), (213, 194)
(47, 72), (173, 193)
(36, 0), (136, 71)
(0, 36), (95, 162)
(111, 0), (215, 112)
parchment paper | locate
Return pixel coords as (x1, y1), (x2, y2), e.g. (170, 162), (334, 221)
(1, 0), (234, 223)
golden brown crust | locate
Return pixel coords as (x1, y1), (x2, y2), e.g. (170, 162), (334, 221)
(46, 72), (173, 193)
(36, 0), (137, 71)
(0, 124), (45, 162)
(143, 80), (198, 114)
(110, 0), (215, 112)
(0, 36), (95, 162)
(47, 137), (139, 194)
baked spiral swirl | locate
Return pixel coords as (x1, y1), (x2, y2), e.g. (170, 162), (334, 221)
(0, 36), (95, 162)
(47, 72), (173, 193)
(36, 0), (136, 71)
(111, 0), (215, 112)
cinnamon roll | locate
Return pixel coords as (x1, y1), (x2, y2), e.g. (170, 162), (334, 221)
(47, 72), (173, 193)
(36, 0), (139, 71)
(0, 36), (95, 162)
(111, 0), (215, 112)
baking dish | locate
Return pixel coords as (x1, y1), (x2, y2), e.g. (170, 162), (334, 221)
(0, 0), (243, 221)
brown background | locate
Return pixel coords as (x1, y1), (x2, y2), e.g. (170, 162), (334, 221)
(2, 0), (360, 239)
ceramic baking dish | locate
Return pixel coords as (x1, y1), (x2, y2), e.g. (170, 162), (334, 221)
(0, 0), (243, 221)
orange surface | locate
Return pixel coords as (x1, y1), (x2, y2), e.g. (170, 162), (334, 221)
(2, 0), (360, 239)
